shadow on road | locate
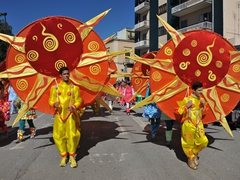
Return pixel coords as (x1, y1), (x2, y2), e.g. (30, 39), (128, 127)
(132, 121), (229, 164)
(76, 120), (123, 161)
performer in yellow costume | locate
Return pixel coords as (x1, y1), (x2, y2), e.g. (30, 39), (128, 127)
(178, 81), (208, 170)
(49, 67), (82, 168)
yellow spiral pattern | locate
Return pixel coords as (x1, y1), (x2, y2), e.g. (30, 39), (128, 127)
(146, 69), (150, 76)
(183, 49), (190, 56)
(88, 41), (99, 52)
(41, 23), (59, 52)
(32, 35), (38, 41)
(233, 64), (240, 72)
(55, 60), (67, 71)
(64, 32), (76, 44)
(27, 50), (39, 62)
(220, 93), (230, 103)
(191, 40), (197, 47)
(197, 52), (210, 66)
(135, 66), (140, 71)
(216, 60), (223, 68)
(15, 54), (25, 63)
(195, 69), (201, 77)
(179, 61), (190, 70)
(152, 71), (162, 82)
(57, 23), (62, 30)
(16, 79), (28, 91)
(134, 78), (142, 85)
(164, 47), (172, 56)
(219, 48), (225, 54)
(89, 64), (101, 75)
(208, 70), (216, 81)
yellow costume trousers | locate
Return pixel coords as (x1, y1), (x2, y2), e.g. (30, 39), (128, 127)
(53, 113), (81, 157)
(181, 121), (208, 159)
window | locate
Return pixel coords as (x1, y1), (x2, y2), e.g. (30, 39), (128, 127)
(158, 26), (167, 36)
(181, 19), (188, 28)
(142, 33), (147, 40)
(158, 3), (167, 15)
(142, 14), (147, 21)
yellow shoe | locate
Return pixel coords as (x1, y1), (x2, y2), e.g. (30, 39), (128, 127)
(194, 155), (199, 166)
(59, 157), (67, 167)
(69, 156), (77, 168)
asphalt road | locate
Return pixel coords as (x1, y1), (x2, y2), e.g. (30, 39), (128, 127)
(0, 104), (240, 180)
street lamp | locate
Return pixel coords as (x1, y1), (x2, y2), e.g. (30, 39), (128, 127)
(0, 12), (7, 23)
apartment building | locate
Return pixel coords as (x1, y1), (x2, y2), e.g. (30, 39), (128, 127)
(134, 0), (240, 55)
(105, 28), (135, 73)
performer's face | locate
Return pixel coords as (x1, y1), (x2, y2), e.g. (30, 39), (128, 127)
(193, 87), (203, 98)
(60, 70), (70, 82)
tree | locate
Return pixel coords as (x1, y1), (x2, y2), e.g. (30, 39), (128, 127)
(0, 20), (13, 63)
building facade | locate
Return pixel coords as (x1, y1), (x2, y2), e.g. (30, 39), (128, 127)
(134, 0), (240, 55)
(105, 28), (135, 74)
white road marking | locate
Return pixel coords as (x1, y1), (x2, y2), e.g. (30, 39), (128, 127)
(115, 116), (128, 135)
(10, 142), (24, 150)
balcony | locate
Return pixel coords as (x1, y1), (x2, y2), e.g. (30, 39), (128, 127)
(135, 1), (150, 14)
(177, 21), (212, 33)
(172, 0), (212, 17)
(135, 20), (149, 31)
(135, 40), (149, 49)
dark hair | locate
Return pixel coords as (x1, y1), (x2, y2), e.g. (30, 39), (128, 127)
(59, 66), (69, 74)
(192, 81), (203, 91)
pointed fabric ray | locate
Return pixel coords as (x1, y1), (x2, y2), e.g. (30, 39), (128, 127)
(77, 9), (111, 40)
(126, 54), (175, 74)
(77, 51), (111, 67)
(129, 80), (149, 102)
(70, 69), (122, 97)
(131, 77), (187, 109)
(95, 94), (113, 113)
(0, 62), (37, 78)
(12, 74), (54, 126)
(0, 33), (25, 53)
(202, 88), (233, 137)
(103, 34), (115, 44)
(110, 71), (149, 79)
(230, 51), (240, 64)
(217, 74), (240, 93)
(156, 15), (185, 46)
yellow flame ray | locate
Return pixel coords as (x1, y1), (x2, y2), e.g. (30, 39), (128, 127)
(0, 33), (26, 53)
(202, 88), (233, 138)
(77, 9), (111, 40)
(12, 74), (54, 127)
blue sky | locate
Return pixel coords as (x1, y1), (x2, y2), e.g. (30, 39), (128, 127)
(1, 0), (135, 39)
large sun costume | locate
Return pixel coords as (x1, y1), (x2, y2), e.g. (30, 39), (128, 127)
(129, 16), (240, 139)
(0, 9), (125, 127)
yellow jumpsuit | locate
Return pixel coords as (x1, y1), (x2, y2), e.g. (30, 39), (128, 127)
(179, 94), (209, 159)
(49, 81), (82, 157)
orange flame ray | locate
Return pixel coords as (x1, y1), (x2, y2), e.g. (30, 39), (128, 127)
(0, 33), (25, 53)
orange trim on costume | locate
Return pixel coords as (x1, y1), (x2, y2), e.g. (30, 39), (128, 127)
(60, 153), (68, 157)
(69, 153), (76, 157)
